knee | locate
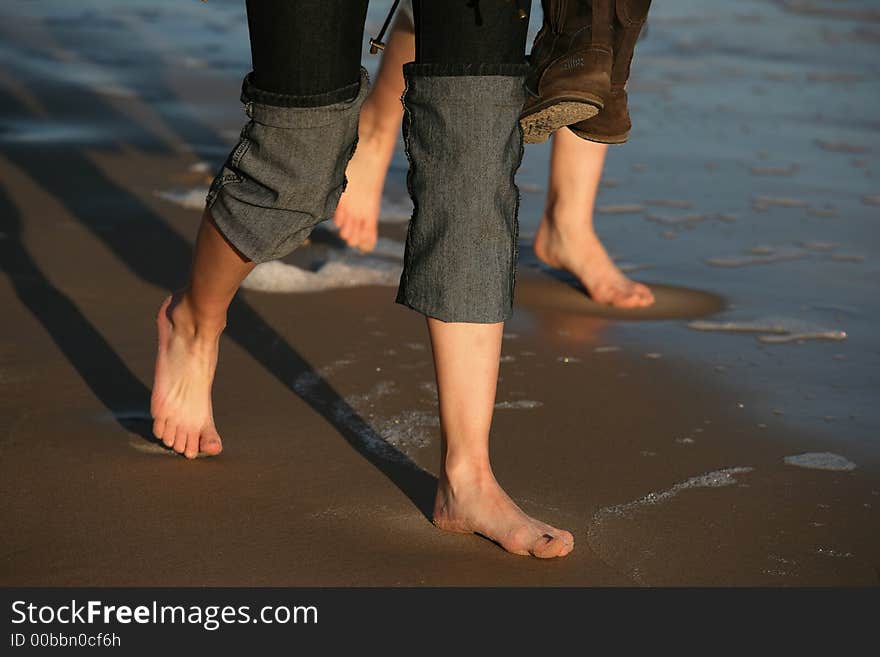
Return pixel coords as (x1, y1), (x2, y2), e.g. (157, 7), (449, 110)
(206, 69), (371, 263)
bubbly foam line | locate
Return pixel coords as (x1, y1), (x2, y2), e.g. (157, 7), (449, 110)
(706, 240), (863, 269)
(241, 258), (401, 294)
(645, 212), (708, 226)
(689, 320), (788, 334)
(814, 139), (871, 154)
(376, 410), (439, 450)
(758, 331), (847, 343)
(292, 369), (410, 464)
(157, 184), (408, 295)
(705, 247), (809, 267)
(494, 400), (544, 410)
(688, 317), (847, 343)
(595, 467), (755, 517)
(294, 363), (439, 456)
(750, 164), (799, 176)
(587, 467), (754, 586)
(156, 187), (208, 210)
(784, 452), (857, 471)
(752, 195), (811, 210)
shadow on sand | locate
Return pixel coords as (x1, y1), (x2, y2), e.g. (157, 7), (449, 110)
(0, 17), (437, 520)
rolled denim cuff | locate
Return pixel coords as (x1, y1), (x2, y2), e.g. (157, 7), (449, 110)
(396, 66), (528, 323)
(206, 68), (370, 264)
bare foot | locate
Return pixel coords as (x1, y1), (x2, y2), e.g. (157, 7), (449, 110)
(150, 294), (224, 459)
(333, 134), (390, 253)
(433, 468), (574, 558)
(533, 208), (655, 309)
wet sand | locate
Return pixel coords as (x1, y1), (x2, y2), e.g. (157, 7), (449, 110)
(1, 1), (878, 586)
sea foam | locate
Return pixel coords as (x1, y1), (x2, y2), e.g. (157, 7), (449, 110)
(687, 317), (847, 343)
(784, 452), (857, 471)
(241, 258), (401, 293)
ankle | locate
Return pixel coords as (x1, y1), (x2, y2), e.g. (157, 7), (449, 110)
(440, 451), (494, 492)
(543, 198), (594, 234)
(168, 292), (226, 341)
(357, 106), (399, 155)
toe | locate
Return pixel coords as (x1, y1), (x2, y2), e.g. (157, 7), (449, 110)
(633, 282), (655, 306)
(338, 218), (352, 243)
(172, 428), (188, 454)
(596, 283), (639, 308)
(502, 526), (538, 556)
(333, 205), (350, 230)
(344, 217), (360, 245)
(618, 296), (643, 310)
(555, 530), (576, 556)
(529, 533), (558, 558)
(161, 422), (177, 448)
(531, 530), (574, 559)
(353, 217), (367, 251)
(363, 226), (378, 253)
(603, 287), (633, 308)
(152, 417), (166, 441)
(184, 431), (200, 460)
(200, 428), (223, 456)
(615, 287), (647, 309)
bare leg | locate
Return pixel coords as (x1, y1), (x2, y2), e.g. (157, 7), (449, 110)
(534, 128), (654, 308)
(427, 319), (574, 558)
(333, 15), (414, 252)
(150, 210), (255, 458)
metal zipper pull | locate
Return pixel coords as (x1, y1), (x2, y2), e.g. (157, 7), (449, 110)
(369, 0), (402, 54)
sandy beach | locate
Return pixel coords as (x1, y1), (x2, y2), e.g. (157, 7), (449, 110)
(1, 0), (878, 586)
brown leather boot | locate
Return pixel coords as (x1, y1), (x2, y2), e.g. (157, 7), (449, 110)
(520, 0), (614, 144)
(569, 0), (651, 144)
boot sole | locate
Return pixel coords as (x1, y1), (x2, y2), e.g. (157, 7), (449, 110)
(520, 98), (602, 144)
(568, 127), (629, 144)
